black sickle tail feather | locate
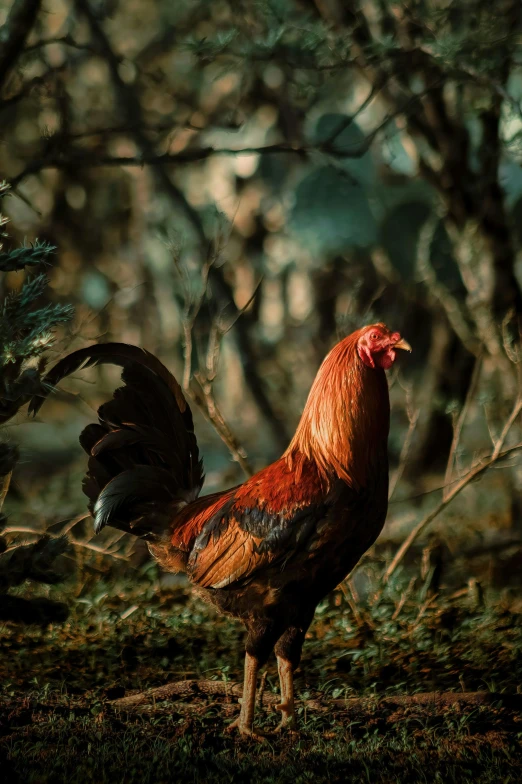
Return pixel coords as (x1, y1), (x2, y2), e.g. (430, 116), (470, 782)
(30, 343), (204, 538)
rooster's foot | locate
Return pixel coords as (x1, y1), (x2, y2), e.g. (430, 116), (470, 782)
(226, 716), (266, 742)
(274, 701), (297, 733)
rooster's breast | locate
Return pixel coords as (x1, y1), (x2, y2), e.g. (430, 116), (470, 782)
(279, 469), (389, 600)
(207, 467), (389, 623)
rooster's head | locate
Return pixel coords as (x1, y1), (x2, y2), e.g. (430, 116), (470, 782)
(357, 323), (411, 370)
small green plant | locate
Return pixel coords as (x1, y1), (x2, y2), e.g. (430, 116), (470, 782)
(0, 182), (74, 424)
(0, 182), (73, 625)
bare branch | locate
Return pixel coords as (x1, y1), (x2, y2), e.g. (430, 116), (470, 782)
(416, 212), (480, 357)
(69, 539), (131, 563)
(0, 472), (11, 514)
(191, 376), (254, 477)
(381, 306), (522, 588)
(22, 33), (95, 55)
(388, 376), (420, 500)
(8, 83), (444, 191)
(0, 0), (42, 92)
(220, 278), (264, 337)
(3, 144), (331, 189)
(51, 512), (91, 536)
(110, 679), (522, 713)
(3, 526), (44, 535)
(0, 63), (68, 112)
(74, 0), (206, 244)
(340, 579), (367, 628)
(180, 258), (212, 392)
(178, 254), (255, 478)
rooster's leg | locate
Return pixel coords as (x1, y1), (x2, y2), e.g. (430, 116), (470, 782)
(227, 652), (263, 738)
(274, 618), (313, 732)
(275, 656), (296, 730)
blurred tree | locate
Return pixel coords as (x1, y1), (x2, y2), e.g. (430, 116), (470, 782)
(1, 0), (521, 473)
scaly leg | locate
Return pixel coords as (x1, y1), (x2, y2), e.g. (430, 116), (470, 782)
(274, 618), (314, 733)
(227, 652), (264, 739)
(275, 656), (296, 731)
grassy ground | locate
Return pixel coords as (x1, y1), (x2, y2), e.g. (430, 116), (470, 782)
(1, 564), (521, 783)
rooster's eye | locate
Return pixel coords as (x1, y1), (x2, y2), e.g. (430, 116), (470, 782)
(370, 332), (378, 340)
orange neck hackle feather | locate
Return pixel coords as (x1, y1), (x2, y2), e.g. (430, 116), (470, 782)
(284, 328), (390, 491)
(164, 327), (392, 562)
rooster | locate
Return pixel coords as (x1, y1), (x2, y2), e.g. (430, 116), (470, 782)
(30, 323), (410, 736)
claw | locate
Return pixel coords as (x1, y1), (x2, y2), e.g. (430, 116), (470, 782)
(274, 722), (298, 735)
(226, 716), (242, 733)
(274, 702), (297, 732)
(226, 717), (267, 741)
(225, 652), (263, 739)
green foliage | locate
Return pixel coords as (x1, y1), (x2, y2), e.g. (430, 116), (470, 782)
(0, 239), (56, 273)
(1, 274), (74, 363)
(184, 29), (238, 61)
(312, 114), (375, 184)
(183, 4), (340, 69)
(0, 183), (74, 421)
(379, 201), (431, 279)
(291, 167), (376, 256)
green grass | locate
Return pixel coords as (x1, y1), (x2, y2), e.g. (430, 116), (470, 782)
(1, 565), (522, 783)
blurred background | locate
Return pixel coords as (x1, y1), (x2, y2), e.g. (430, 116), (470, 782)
(2, 0), (522, 593)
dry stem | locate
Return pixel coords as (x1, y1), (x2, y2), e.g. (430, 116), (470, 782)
(389, 377), (420, 500)
(69, 539), (131, 562)
(0, 472), (12, 514)
(443, 354), (483, 500)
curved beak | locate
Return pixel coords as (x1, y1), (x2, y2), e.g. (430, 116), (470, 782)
(394, 337), (412, 352)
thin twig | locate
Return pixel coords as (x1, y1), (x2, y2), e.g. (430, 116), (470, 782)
(416, 212), (480, 357)
(389, 378), (420, 500)
(443, 354), (483, 500)
(492, 398), (522, 459)
(180, 259), (212, 392)
(51, 512), (91, 535)
(3, 525), (41, 536)
(0, 472), (12, 513)
(22, 34), (95, 54)
(391, 576), (416, 621)
(69, 539), (131, 562)
(8, 83), (443, 191)
(191, 376), (254, 477)
(0, 0), (42, 92)
(340, 579), (369, 629)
